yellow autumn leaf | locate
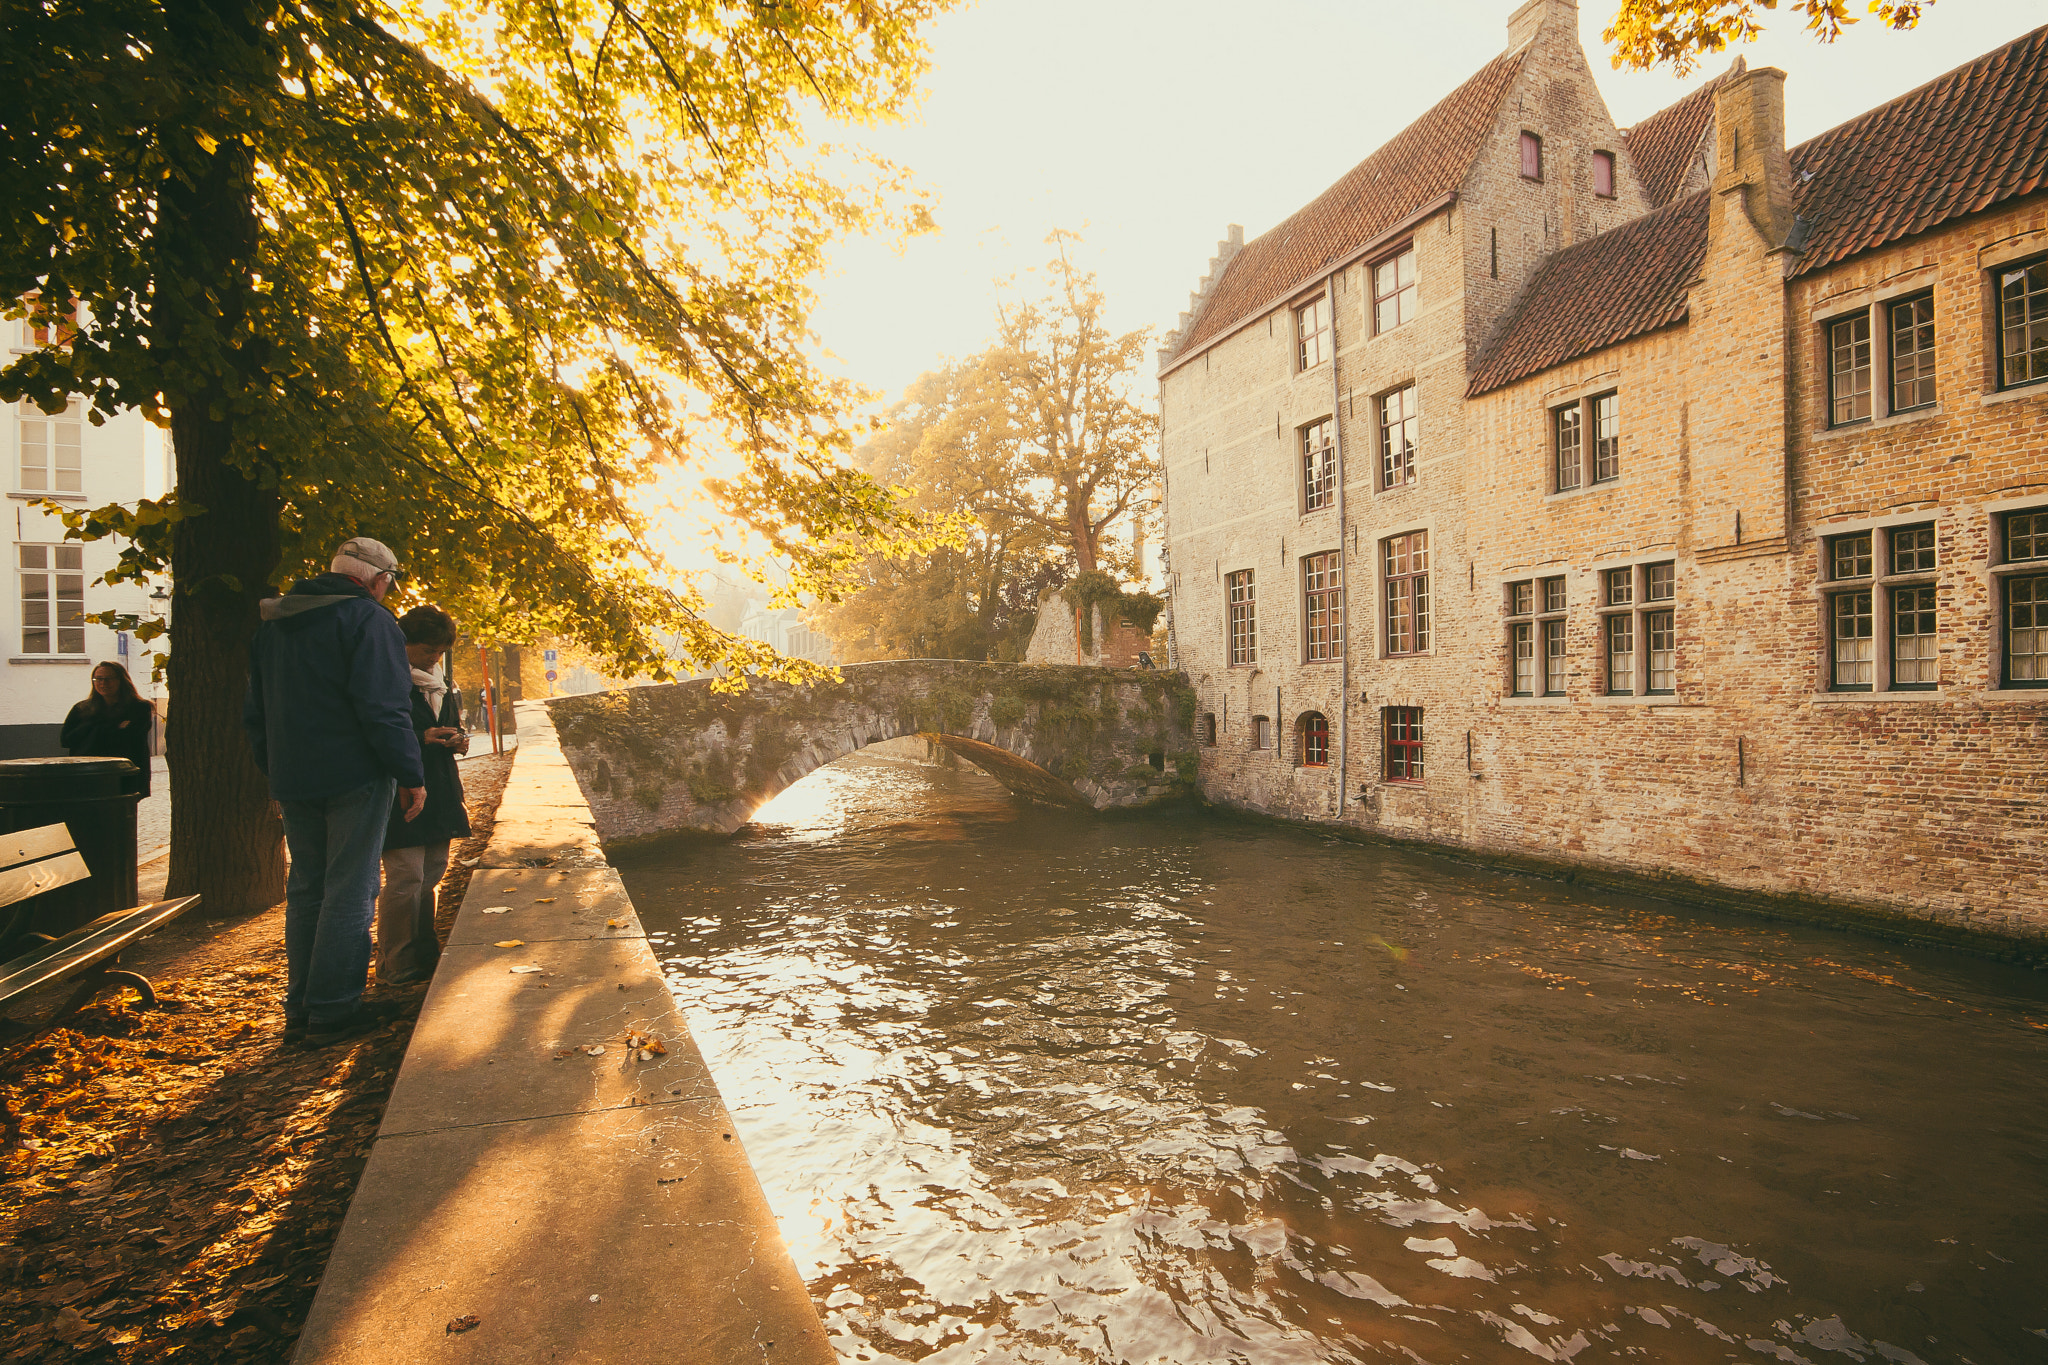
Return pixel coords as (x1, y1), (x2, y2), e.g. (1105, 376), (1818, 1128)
(495, 940), (525, 948)
(534, 897), (557, 904)
(605, 918), (622, 928)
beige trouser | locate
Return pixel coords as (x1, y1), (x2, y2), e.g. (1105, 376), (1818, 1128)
(375, 842), (450, 984)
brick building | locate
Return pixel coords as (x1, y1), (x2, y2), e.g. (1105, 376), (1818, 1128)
(1157, 0), (2048, 947)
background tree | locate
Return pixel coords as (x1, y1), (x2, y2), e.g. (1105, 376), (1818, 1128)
(1, 0), (955, 914)
(1606, 0), (1934, 73)
(969, 235), (1156, 576)
(811, 366), (1063, 662)
(809, 241), (1157, 662)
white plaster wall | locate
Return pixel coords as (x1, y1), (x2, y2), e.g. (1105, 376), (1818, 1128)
(3, 313), (170, 746)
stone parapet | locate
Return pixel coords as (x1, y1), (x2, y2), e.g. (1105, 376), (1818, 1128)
(292, 706), (830, 1365)
(547, 662), (1199, 841)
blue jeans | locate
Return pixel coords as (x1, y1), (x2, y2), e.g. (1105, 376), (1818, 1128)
(280, 778), (395, 1027)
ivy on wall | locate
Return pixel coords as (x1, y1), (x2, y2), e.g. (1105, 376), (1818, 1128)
(1060, 571), (1164, 654)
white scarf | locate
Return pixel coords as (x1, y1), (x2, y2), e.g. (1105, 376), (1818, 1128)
(413, 666), (447, 717)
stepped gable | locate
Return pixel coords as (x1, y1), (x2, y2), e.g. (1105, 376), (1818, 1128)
(1471, 23), (2048, 396)
(1162, 47), (1528, 370)
(1468, 190), (1709, 396)
(1622, 56), (1743, 207)
(1785, 21), (2048, 278)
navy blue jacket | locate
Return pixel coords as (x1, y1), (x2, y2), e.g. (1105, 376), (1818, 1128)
(243, 574), (426, 801)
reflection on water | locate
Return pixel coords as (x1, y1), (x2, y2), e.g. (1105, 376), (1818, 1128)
(616, 754), (2048, 1364)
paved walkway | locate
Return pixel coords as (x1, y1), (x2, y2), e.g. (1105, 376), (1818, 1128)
(291, 706), (829, 1364)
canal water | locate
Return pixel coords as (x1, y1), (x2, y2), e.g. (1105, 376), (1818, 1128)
(613, 753), (2048, 1365)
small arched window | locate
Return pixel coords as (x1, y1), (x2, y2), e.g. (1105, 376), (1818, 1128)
(1298, 712), (1330, 767)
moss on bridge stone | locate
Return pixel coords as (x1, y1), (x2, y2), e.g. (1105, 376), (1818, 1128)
(548, 660), (1200, 841)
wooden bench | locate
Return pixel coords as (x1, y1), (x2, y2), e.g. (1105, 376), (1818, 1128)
(0, 823), (200, 1029)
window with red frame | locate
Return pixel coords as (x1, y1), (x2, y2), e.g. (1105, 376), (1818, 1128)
(24, 296), (78, 348)
(1520, 132), (1542, 181)
(1298, 712), (1330, 767)
(1384, 707), (1423, 782)
(1592, 150), (1615, 198)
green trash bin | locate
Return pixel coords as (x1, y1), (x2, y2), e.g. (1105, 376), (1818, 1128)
(0, 756), (141, 942)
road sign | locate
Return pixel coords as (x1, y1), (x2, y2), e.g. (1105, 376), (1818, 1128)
(543, 648), (558, 663)
(545, 669), (558, 682)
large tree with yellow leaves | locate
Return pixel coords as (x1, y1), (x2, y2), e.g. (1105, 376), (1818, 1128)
(0, 0), (954, 914)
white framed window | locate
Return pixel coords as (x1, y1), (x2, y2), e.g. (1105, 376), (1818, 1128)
(1302, 550), (1343, 662)
(18, 399), (83, 494)
(1372, 247), (1417, 334)
(1227, 569), (1257, 666)
(1295, 296), (1330, 370)
(1300, 418), (1335, 511)
(19, 543), (86, 655)
(1382, 531), (1429, 656)
(1553, 391), (1618, 492)
(1378, 384), (1418, 490)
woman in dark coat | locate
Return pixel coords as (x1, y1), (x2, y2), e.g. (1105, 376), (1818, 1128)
(374, 606), (472, 985)
(61, 661), (156, 796)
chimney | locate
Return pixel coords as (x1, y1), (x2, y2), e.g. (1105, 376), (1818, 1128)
(1710, 66), (1796, 251)
(1686, 67), (1794, 555)
(1507, 0), (1576, 50)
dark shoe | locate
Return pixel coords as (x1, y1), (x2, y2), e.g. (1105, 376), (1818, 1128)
(283, 1018), (307, 1046)
(298, 1007), (388, 1049)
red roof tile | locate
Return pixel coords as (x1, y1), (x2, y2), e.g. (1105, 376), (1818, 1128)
(1621, 57), (1743, 208)
(1467, 191), (1709, 397)
(1471, 23), (2048, 395)
(1163, 48), (1528, 370)
(1785, 22), (2048, 278)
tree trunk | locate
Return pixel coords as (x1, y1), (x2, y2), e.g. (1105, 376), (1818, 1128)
(156, 1), (287, 914)
(1066, 500), (1097, 572)
(162, 427), (285, 915)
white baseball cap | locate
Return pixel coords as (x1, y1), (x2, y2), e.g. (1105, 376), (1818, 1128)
(332, 537), (403, 581)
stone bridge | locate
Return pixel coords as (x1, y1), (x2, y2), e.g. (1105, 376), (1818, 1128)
(545, 660), (1200, 841)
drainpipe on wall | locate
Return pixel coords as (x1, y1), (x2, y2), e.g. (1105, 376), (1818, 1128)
(1325, 272), (1350, 815)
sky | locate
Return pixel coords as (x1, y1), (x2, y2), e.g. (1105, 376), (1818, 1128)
(806, 0), (2048, 408)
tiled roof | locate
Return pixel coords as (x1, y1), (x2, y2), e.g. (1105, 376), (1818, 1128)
(1164, 48), (1528, 368)
(1621, 57), (1742, 208)
(1471, 23), (2048, 395)
(1467, 191), (1709, 396)
(1784, 22), (2048, 278)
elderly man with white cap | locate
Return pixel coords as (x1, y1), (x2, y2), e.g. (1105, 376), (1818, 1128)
(244, 536), (428, 1047)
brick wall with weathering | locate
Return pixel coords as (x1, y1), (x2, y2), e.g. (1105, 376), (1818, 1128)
(1158, 0), (2048, 950)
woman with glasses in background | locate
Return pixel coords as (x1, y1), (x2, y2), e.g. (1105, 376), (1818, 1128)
(61, 660), (157, 796)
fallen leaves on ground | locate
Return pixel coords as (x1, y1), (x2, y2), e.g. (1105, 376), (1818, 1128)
(624, 1033), (667, 1061)
(0, 752), (513, 1364)
(0, 959), (413, 1364)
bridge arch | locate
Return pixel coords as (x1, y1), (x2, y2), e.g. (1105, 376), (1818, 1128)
(547, 660), (1199, 841)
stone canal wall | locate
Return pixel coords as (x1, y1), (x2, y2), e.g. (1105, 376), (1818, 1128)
(293, 706), (831, 1364)
(546, 661), (1200, 841)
